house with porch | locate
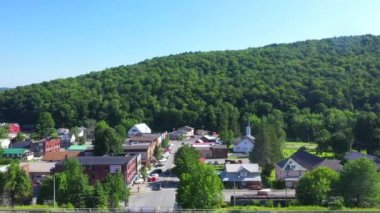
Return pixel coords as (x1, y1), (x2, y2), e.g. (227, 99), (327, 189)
(220, 163), (262, 188)
(275, 150), (342, 188)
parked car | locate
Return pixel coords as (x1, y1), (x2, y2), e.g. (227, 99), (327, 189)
(257, 189), (271, 195)
(147, 176), (159, 182)
(155, 163), (164, 167)
(248, 184), (262, 190)
(159, 158), (167, 163)
(150, 169), (163, 175)
(134, 178), (144, 184)
(152, 182), (162, 191)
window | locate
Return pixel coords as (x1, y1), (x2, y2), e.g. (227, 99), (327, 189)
(240, 172), (247, 177)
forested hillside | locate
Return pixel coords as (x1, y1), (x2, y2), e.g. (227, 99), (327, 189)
(1, 35), (380, 143)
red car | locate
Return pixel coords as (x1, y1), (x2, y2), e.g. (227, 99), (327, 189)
(147, 176), (159, 182)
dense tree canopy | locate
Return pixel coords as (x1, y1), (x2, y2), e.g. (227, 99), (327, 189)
(176, 163), (224, 209)
(339, 158), (380, 207)
(296, 167), (339, 206)
(173, 145), (200, 177)
(1, 35), (380, 151)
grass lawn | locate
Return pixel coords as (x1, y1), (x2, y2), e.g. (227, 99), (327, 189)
(221, 205), (380, 211)
(283, 141), (334, 158)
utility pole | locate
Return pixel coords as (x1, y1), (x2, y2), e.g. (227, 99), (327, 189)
(53, 175), (56, 209)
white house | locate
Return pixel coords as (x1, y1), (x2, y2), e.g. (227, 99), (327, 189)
(177, 126), (194, 138)
(233, 123), (254, 154)
(275, 150), (342, 188)
(220, 163), (262, 188)
(128, 123), (152, 137)
(0, 139), (11, 149)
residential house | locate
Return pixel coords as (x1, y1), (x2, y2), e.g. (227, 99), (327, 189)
(130, 133), (163, 146)
(0, 139), (11, 149)
(168, 131), (187, 140)
(42, 151), (81, 162)
(123, 143), (155, 165)
(233, 123), (254, 154)
(11, 140), (32, 149)
(344, 151), (380, 170)
(30, 138), (60, 157)
(275, 150), (343, 188)
(55, 155), (139, 185)
(60, 134), (76, 149)
(67, 144), (94, 156)
(78, 127), (95, 142)
(220, 164), (262, 188)
(2, 148), (33, 160)
(20, 162), (56, 181)
(128, 123), (151, 137)
(192, 143), (228, 159)
(177, 126), (194, 138)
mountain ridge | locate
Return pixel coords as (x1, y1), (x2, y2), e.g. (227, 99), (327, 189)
(1, 35), (379, 139)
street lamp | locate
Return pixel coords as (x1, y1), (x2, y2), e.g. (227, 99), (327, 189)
(53, 175), (56, 209)
(233, 174), (241, 206)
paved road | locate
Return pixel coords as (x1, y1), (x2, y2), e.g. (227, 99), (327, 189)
(129, 137), (296, 209)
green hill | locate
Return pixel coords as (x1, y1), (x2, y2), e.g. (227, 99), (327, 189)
(1, 35), (380, 140)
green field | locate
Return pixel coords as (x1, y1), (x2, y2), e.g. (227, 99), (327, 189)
(283, 142), (334, 158)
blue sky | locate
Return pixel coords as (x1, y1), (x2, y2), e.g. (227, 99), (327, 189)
(1, 0), (380, 87)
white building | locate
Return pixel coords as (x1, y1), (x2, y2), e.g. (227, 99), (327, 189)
(128, 123), (152, 137)
(233, 123), (255, 154)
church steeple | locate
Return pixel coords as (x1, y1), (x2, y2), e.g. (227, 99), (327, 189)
(246, 121), (251, 136)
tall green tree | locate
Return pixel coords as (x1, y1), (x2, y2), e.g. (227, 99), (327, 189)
(3, 162), (32, 206)
(249, 115), (284, 169)
(0, 126), (8, 138)
(102, 172), (129, 208)
(94, 121), (123, 156)
(339, 158), (380, 207)
(173, 145), (200, 177)
(176, 164), (223, 209)
(87, 181), (108, 209)
(154, 145), (162, 160)
(296, 167), (339, 205)
(34, 112), (56, 139)
(37, 158), (92, 207)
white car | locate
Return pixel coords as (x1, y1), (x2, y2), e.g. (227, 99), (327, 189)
(134, 178), (144, 184)
(150, 173), (159, 178)
(159, 158), (167, 163)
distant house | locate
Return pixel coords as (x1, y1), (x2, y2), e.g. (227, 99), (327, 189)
(20, 162), (56, 181)
(344, 151), (380, 170)
(123, 143), (155, 165)
(130, 133), (164, 146)
(177, 126), (194, 138)
(275, 150), (343, 188)
(0, 139), (11, 149)
(192, 143), (228, 159)
(11, 140), (32, 149)
(43, 151), (81, 162)
(55, 155), (139, 185)
(67, 144), (94, 156)
(59, 133), (76, 149)
(168, 131), (187, 140)
(8, 123), (21, 138)
(30, 138), (61, 157)
(233, 123), (254, 154)
(220, 164), (262, 188)
(128, 123), (152, 137)
(2, 148), (33, 160)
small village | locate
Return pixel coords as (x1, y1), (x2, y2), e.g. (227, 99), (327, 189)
(0, 120), (377, 211)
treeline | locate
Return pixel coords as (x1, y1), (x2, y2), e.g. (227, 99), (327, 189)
(1, 35), (380, 143)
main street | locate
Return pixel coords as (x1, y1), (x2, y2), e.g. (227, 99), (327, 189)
(128, 136), (295, 209)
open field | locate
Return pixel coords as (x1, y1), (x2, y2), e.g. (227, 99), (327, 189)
(283, 142), (334, 158)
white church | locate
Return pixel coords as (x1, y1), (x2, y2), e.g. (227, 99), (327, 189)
(233, 123), (255, 154)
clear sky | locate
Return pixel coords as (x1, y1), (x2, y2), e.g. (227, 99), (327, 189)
(1, 0), (380, 87)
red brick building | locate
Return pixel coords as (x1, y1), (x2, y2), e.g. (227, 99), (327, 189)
(56, 155), (139, 185)
(31, 138), (61, 157)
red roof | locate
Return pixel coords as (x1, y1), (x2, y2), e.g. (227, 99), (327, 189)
(9, 123), (21, 134)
